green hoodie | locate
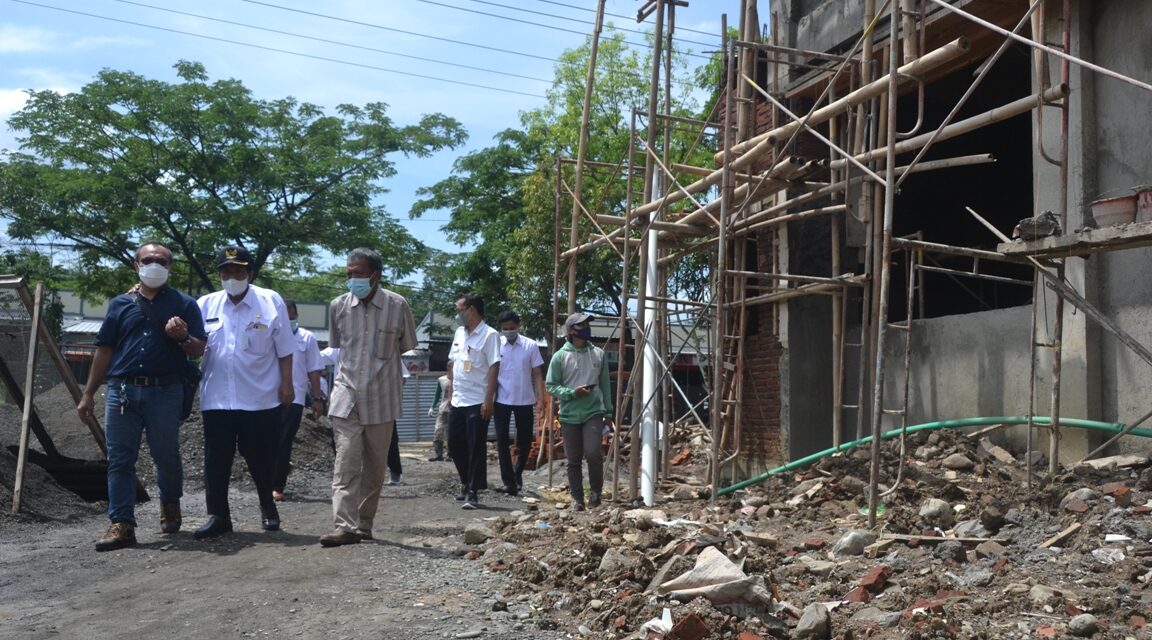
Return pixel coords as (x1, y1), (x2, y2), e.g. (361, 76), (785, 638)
(545, 339), (613, 425)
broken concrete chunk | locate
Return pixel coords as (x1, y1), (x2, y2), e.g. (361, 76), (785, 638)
(800, 556), (837, 578)
(464, 521), (494, 545)
(952, 519), (990, 538)
(598, 548), (642, 575)
(979, 506), (1006, 532)
(1079, 454), (1150, 470)
(647, 554), (693, 593)
(794, 603), (832, 639)
(1029, 584), (1069, 605)
(831, 530), (877, 557)
(849, 606), (902, 628)
(1067, 613), (1099, 637)
(942, 453), (975, 470)
(974, 540), (1008, 559)
(1060, 488), (1098, 511)
(919, 498), (956, 528)
(932, 540), (966, 563)
(977, 438), (1017, 465)
(914, 445), (941, 460)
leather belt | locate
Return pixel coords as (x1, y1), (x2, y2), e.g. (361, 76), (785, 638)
(109, 375), (182, 387)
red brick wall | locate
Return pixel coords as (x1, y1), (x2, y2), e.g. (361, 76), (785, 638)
(736, 230), (785, 472)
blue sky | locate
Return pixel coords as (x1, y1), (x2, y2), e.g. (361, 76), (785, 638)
(0, 0), (737, 274)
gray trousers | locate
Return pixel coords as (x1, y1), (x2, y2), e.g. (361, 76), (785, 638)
(561, 416), (605, 503)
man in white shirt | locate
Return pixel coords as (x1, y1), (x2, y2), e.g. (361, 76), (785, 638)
(271, 299), (326, 502)
(194, 245), (295, 539)
(492, 310), (546, 496)
(447, 293), (500, 509)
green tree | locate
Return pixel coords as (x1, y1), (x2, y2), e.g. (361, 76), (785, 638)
(0, 61), (467, 301)
(413, 31), (714, 339)
(1, 248), (68, 338)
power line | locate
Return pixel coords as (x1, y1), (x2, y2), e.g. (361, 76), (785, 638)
(528, 0), (722, 39)
(451, 0), (720, 48)
(109, 0), (552, 84)
(12, 0), (547, 98)
(239, 0), (557, 62)
(416, 0), (714, 58)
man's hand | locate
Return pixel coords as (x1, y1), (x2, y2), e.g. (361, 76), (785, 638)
(481, 401), (493, 421)
(76, 392), (96, 422)
(309, 397), (325, 419)
(574, 385), (594, 398)
(165, 316), (189, 341)
(278, 380), (294, 406)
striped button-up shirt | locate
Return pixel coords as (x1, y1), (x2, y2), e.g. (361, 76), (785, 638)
(328, 287), (416, 424)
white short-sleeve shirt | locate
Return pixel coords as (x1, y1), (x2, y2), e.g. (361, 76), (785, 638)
(290, 327), (324, 405)
(197, 284), (296, 411)
(496, 335), (544, 406)
(449, 321), (501, 407)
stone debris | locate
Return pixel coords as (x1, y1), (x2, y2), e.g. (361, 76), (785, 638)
(446, 426), (1152, 638)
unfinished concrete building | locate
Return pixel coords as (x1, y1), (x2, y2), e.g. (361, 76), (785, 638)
(558, 0), (1152, 500)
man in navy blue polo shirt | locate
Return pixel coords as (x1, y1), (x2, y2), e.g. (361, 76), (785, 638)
(77, 242), (206, 551)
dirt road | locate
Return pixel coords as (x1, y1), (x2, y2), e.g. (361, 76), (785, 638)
(0, 442), (566, 640)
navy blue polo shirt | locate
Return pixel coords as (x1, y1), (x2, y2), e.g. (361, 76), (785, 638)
(95, 286), (207, 378)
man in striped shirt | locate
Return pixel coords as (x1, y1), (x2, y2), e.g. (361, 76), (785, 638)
(319, 248), (417, 547)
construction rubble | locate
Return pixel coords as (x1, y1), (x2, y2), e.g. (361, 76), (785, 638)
(464, 427), (1152, 639)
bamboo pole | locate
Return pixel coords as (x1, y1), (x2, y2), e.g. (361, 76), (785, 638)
(566, 0), (608, 316)
(718, 36), (970, 162)
(831, 85), (1071, 170)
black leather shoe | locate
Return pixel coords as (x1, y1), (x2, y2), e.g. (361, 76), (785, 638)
(454, 492), (467, 501)
(194, 515), (233, 539)
(261, 505), (280, 531)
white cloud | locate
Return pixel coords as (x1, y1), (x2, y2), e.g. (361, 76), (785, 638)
(0, 24), (56, 52)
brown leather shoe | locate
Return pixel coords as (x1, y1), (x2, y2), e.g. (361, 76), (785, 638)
(319, 529), (362, 547)
(95, 522), (137, 551)
(160, 501), (182, 534)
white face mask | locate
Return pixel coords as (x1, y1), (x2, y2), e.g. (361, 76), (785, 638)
(221, 277), (248, 297)
(138, 263), (169, 288)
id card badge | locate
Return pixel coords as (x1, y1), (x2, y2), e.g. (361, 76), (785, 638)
(463, 357), (472, 372)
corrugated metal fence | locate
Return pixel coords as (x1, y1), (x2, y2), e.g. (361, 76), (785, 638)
(396, 372), (443, 442)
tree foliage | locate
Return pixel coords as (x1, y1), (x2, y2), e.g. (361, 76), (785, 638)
(413, 31), (716, 339)
(0, 61), (466, 301)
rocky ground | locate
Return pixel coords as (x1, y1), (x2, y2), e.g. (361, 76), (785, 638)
(3, 388), (1152, 639)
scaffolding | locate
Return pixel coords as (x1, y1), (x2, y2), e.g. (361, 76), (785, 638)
(554, 0), (1152, 509)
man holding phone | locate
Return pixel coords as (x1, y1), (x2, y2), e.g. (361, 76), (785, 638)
(545, 312), (614, 511)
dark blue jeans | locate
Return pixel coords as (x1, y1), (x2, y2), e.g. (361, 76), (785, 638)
(104, 381), (184, 526)
(493, 402), (534, 490)
(202, 408), (280, 518)
(448, 403), (488, 494)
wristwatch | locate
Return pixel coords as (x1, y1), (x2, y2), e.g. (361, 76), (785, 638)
(178, 335), (194, 346)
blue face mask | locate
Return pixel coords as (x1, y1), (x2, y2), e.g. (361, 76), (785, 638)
(347, 277), (372, 299)
(573, 326), (593, 341)
(290, 320), (299, 332)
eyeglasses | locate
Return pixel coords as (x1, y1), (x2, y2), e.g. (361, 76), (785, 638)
(139, 257), (171, 267)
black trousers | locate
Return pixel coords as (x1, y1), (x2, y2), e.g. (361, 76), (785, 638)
(448, 403), (488, 493)
(272, 403), (304, 492)
(202, 407), (280, 518)
(388, 421), (401, 475)
(493, 402), (533, 489)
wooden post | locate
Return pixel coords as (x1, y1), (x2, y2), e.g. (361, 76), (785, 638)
(13, 282), (45, 514)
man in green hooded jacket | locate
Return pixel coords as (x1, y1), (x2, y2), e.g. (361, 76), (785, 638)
(545, 312), (614, 510)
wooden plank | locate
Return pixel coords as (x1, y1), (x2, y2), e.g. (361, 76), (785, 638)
(998, 220), (1152, 258)
(1039, 523), (1082, 549)
(13, 283), (44, 514)
(881, 533), (1009, 544)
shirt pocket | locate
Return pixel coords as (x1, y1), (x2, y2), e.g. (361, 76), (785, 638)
(375, 328), (397, 360)
(244, 326), (273, 355)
